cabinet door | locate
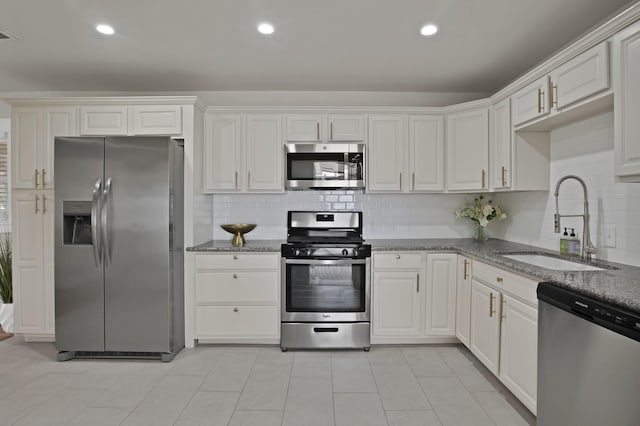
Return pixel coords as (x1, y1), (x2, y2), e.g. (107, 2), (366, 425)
(425, 254), (457, 336)
(409, 115), (444, 191)
(511, 76), (550, 126)
(372, 271), (421, 336)
(470, 279), (500, 375)
(499, 294), (538, 414)
(550, 42), (609, 111)
(368, 115), (405, 192)
(455, 256), (472, 348)
(490, 99), (511, 190)
(203, 114), (242, 192)
(11, 191), (47, 334)
(328, 114), (365, 141)
(245, 114), (284, 192)
(11, 107), (42, 189)
(80, 106), (128, 135)
(129, 105), (182, 135)
(446, 109), (489, 191)
(614, 22), (640, 181)
(43, 106), (78, 189)
(286, 115), (323, 141)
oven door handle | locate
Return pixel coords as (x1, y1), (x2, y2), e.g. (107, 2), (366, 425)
(284, 258), (367, 266)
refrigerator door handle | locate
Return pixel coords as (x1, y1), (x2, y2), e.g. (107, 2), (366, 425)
(91, 178), (103, 267)
(101, 177), (112, 266)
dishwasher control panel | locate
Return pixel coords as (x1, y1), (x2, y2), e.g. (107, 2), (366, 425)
(538, 282), (640, 342)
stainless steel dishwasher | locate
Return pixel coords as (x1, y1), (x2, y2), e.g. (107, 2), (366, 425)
(537, 282), (640, 426)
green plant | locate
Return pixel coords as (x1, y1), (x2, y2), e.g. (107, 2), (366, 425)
(0, 233), (12, 303)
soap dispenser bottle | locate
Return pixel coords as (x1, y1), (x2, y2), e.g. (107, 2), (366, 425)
(560, 228), (569, 254)
(568, 228), (580, 256)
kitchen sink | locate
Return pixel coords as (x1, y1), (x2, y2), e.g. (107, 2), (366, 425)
(501, 254), (606, 271)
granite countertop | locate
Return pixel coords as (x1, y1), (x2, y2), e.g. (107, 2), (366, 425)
(187, 237), (640, 314)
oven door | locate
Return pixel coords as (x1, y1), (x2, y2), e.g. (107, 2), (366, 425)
(282, 258), (370, 322)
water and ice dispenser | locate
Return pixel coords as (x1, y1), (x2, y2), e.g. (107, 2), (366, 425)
(62, 201), (93, 245)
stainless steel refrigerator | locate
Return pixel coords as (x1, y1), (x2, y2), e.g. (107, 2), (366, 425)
(54, 136), (184, 362)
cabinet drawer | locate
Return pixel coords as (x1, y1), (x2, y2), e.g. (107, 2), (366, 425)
(473, 261), (538, 305)
(373, 252), (422, 269)
(195, 305), (279, 337)
(195, 253), (279, 270)
(196, 271), (278, 303)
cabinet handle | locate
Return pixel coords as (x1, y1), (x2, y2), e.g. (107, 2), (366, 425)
(233, 307), (239, 313)
(551, 83), (558, 108)
(489, 292), (495, 317)
(42, 169), (46, 188)
(501, 297), (506, 320)
(35, 194), (39, 214)
(496, 277), (503, 283)
(416, 273), (420, 293)
(234, 171), (238, 189)
(317, 122), (320, 140)
(42, 194), (47, 214)
(537, 88), (545, 113)
(233, 255), (238, 260)
(399, 173), (402, 189)
(34, 169), (39, 188)
(501, 166), (507, 187)
(233, 273), (238, 279)
(396, 254), (401, 260)
(481, 170), (486, 188)
(330, 122), (333, 140)
(247, 171), (251, 189)
(412, 172), (415, 191)
(463, 259), (469, 280)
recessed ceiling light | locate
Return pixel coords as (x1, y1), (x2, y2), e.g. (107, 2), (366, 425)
(257, 22), (274, 35)
(96, 24), (115, 35)
(420, 24), (438, 36)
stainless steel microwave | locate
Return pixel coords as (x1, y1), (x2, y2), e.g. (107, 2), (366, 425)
(285, 143), (365, 190)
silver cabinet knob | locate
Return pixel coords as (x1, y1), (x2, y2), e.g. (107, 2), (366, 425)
(396, 255), (401, 259)
(233, 255), (238, 260)
(233, 307), (239, 313)
(233, 274), (238, 279)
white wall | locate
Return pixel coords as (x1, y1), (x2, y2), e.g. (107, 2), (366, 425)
(493, 111), (640, 267)
(211, 191), (481, 241)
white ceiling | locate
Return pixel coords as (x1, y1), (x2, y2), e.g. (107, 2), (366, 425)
(0, 0), (636, 94)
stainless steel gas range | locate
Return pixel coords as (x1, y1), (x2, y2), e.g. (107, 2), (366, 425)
(280, 211), (371, 351)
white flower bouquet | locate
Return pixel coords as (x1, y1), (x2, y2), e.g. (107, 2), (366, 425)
(456, 195), (506, 240)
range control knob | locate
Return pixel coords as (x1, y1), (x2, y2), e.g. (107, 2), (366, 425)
(342, 249), (349, 256)
(294, 248), (301, 257)
(353, 248), (359, 257)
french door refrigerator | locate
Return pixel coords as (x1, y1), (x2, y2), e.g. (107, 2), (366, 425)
(54, 136), (184, 361)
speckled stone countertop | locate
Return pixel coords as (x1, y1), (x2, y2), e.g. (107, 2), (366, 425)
(187, 239), (283, 252)
(187, 237), (640, 314)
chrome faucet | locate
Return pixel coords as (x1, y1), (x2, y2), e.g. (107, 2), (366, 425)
(554, 175), (597, 261)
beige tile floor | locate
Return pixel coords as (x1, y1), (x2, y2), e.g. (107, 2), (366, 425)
(0, 337), (535, 425)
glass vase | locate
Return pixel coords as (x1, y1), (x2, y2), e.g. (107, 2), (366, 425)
(475, 225), (488, 242)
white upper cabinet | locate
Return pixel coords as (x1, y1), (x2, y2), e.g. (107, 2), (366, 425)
(512, 42), (609, 128)
(204, 114), (242, 192)
(286, 115), (323, 141)
(614, 22), (640, 181)
(80, 105), (182, 136)
(549, 42), (609, 111)
(490, 99), (512, 190)
(446, 108), (489, 191)
(245, 114), (283, 191)
(368, 115), (405, 192)
(409, 115), (445, 191)
(204, 112), (284, 193)
(12, 106), (77, 189)
(511, 76), (550, 127)
(286, 114), (365, 142)
(327, 114), (365, 141)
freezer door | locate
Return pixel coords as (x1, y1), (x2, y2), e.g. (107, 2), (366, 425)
(54, 137), (105, 352)
(103, 137), (173, 352)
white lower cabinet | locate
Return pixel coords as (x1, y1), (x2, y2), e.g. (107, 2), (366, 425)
(194, 253), (280, 342)
(371, 252), (457, 343)
(455, 255), (472, 347)
(469, 261), (538, 414)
